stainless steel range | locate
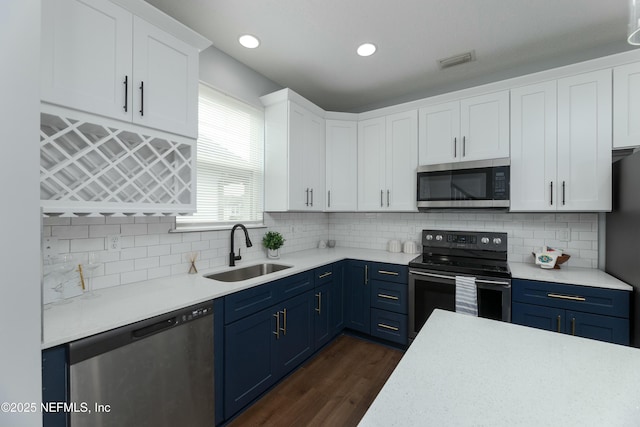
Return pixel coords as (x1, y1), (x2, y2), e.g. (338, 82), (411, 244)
(408, 230), (511, 339)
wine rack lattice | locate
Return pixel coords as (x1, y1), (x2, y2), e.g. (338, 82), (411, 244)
(40, 106), (195, 215)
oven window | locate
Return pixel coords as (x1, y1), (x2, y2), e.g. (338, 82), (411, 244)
(477, 288), (503, 321)
(414, 279), (455, 333)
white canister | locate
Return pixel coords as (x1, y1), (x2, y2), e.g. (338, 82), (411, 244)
(403, 241), (418, 254)
(388, 240), (401, 253)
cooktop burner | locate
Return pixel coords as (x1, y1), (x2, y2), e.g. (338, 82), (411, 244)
(410, 229), (511, 278)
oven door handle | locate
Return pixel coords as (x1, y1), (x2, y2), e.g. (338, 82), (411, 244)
(410, 270), (510, 287)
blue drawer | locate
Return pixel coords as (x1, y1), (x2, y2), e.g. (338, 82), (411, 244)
(314, 264), (334, 287)
(370, 308), (408, 345)
(370, 262), (408, 284)
(370, 280), (407, 314)
(512, 279), (629, 318)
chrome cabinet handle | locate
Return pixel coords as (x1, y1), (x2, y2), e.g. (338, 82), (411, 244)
(280, 309), (287, 335)
(315, 292), (321, 314)
(139, 81), (144, 116)
(378, 270), (399, 276)
(380, 190), (383, 207)
(378, 293), (399, 301)
(387, 190), (390, 207)
(123, 75), (128, 112)
(305, 188), (309, 206)
(327, 190), (331, 208)
(547, 293), (585, 302)
(557, 315), (562, 333)
(463, 136), (466, 157)
(571, 317), (576, 335)
(365, 265), (369, 284)
(550, 181), (553, 206)
(318, 271), (332, 279)
(273, 312), (280, 339)
(454, 137), (457, 158)
(378, 323), (399, 331)
(310, 188), (313, 207)
(562, 181), (566, 205)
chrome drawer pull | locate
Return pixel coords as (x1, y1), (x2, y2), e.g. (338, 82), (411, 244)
(318, 271), (332, 279)
(378, 270), (399, 276)
(378, 293), (399, 300)
(378, 323), (399, 331)
(547, 293), (585, 302)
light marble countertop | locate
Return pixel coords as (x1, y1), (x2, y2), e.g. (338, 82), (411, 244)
(359, 309), (640, 427)
(42, 247), (416, 349)
(42, 248), (632, 349)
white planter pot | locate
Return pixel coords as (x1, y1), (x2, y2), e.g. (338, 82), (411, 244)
(267, 248), (280, 259)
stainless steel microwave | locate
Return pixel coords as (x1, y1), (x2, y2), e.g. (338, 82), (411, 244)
(417, 159), (510, 210)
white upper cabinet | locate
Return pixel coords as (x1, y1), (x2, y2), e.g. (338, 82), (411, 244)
(326, 120), (358, 211)
(613, 61), (640, 149)
(510, 70), (612, 212)
(41, 0), (203, 138)
(358, 111), (418, 211)
(263, 96), (326, 212)
(419, 91), (509, 165)
(41, 0), (133, 121)
(510, 81), (558, 211)
(557, 70), (611, 211)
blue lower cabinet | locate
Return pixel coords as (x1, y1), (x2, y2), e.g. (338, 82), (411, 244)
(42, 346), (69, 427)
(370, 308), (408, 346)
(224, 306), (277, 417)
(330, 262), (346, 335)
(346, 260), (371, 334)
(313, 281), (331, 350)
(512, 302), (629, 345)
(274, 292), (315, 378)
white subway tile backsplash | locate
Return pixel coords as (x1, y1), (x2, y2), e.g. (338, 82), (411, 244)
(46, 210), (600, 296)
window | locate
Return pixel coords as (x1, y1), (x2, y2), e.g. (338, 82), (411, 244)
(176, 84), (264, 230)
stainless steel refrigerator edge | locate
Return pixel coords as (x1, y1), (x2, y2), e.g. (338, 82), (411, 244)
(606, 149), (640, 348)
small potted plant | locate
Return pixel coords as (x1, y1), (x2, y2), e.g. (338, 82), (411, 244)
(262, 231), (285, 259)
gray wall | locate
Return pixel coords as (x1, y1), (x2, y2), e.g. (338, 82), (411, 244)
(0, 0), (43, 425)
(199, 45), (282, 108)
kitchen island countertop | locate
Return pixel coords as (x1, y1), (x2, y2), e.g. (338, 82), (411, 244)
(359, 309), (640, 426)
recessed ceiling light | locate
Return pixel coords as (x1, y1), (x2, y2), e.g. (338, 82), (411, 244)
(239, 34), (260, 49)
(357, 43), (376, 57)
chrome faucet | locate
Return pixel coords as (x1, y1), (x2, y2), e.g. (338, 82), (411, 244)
(229, 224), (253, 267)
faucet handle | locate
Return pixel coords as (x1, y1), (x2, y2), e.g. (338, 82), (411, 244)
(236, 247), (242, 261)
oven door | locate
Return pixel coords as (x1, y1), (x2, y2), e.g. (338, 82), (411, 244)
(408, 269), (511, 339)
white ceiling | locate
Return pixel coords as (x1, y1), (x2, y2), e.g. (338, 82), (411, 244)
(145, 0), (635, 112)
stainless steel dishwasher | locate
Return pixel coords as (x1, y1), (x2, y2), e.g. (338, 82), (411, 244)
(69, 301), (214, 427)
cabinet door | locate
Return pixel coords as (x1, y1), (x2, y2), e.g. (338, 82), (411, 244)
(460, 91), (510, 161)
(557, 70), (612, 211)
(386, 111), (418, 211)
(358, 117), (386, 210)
(613, 62), (640, 149)
(288, 102), (308, 210)
(331, 262), (346, 334)
(305, 110), (326, 211)
(512, 302), (565, 333)
(314, 282), (332, 350)
(566, 311), (629, 345)
(274, 292), (315, 378)
(345, 261), (371, 334)
(326, 120), (358, 211)
(41, 0), (132, 121)
(132, 16), (199, 138)
(510, 81), (558, 211)
(418, 101), (460, 165)
(42, 346), (69, 427)
(224, 308), (277, 417)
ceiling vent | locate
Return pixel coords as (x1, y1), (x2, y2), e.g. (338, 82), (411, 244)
(438, 50), (476, 69)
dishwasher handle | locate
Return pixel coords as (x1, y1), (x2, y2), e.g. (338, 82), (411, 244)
(132, 317), (177, 339)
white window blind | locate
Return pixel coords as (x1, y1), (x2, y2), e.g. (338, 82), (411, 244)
(177, 84), (264, 229)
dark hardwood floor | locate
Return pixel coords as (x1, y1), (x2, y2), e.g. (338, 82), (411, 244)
(227, 334), (404, 427)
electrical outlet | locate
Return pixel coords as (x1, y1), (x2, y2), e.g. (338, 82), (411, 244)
(557, 230), (570, 242)
(107, 235), (121, 251)
(43, 237), (58, 260)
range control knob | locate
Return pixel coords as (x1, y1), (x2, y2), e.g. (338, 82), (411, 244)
(435, 235), (443, 241)
(481, 237), (490, 244)
(425, 234), (433, 241)
(493, 237), (502, 245)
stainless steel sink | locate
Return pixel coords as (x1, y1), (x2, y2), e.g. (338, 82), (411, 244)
(204, 263), (291, 282)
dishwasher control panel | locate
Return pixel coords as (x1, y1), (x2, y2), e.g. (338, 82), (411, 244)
(182, 304), (213, 322)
